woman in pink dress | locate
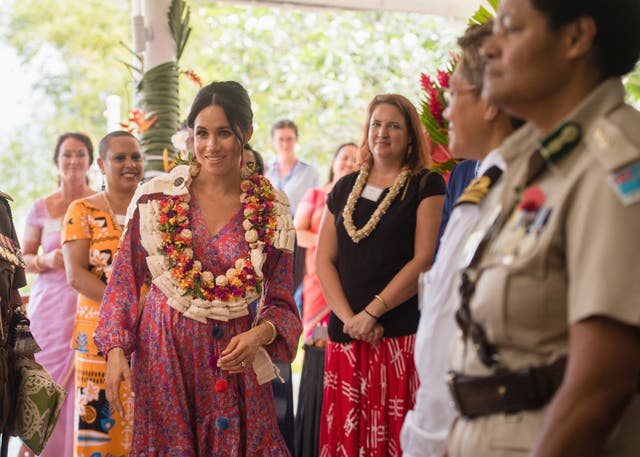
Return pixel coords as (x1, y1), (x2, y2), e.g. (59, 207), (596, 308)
(21, 132), (95, 456)
(293, 142), (358, 457)
(95, 81), (302, 456)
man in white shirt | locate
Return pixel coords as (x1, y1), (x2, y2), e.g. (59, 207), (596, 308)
(265, 119), (319, 215)
(400, 21), (522, 457)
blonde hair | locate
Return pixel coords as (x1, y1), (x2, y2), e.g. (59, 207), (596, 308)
(457, 21), (493, 94)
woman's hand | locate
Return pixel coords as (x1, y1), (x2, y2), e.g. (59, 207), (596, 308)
(43, 248), (65, 269)
(104, 347), (133, 417)
(344, 310), (383, 343)
(18, 444), (36, 457)
(370, 324), (385, 343)
(218, 325), (269, 374)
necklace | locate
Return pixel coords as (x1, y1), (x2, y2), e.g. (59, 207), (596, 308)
(342, 162), (410, 243)
(102, 191), (124, 231)
(138, 164), (295, 322)
(157, 168), (280, 302)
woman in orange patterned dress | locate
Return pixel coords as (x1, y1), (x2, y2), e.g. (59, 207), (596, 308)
(62, 131), (144, 457)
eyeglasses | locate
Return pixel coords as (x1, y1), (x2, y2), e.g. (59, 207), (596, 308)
(443, 86), (478, 106)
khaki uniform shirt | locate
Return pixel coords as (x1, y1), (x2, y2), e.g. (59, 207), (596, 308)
(448, 79), (640, 456)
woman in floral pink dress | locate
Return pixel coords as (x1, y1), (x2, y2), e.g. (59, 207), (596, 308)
(95, 81), (302, 457)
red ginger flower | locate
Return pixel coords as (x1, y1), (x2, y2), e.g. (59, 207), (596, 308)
(420, 73), (433, 92)
(437, 70), (450, 89)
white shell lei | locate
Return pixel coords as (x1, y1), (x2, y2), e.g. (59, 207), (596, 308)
(342, 162), (411, 243)
(136, 165), (295, 323)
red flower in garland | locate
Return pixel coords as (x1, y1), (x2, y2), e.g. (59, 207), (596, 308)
(155, 169), (279, 303)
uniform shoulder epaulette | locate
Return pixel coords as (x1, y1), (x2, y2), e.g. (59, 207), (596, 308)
(589, 105), (640, 206)
(454, 165), (503, 207)
(589, 105), (640, 172)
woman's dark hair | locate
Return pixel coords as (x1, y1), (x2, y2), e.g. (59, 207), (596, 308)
(53, 132), (94, 165)
(243, 144), (265, 175)
(359, 94), (430, 174)
(98, 131), (138, 159)
(531, 0), (640, 77)
(270, 119), (299, 139)
(328, 142), (357, 183)
(187, 81), (253, 146)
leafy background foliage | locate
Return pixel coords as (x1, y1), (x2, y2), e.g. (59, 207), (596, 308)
(1, 0), (639, 227)
(1, 0), (463, 224)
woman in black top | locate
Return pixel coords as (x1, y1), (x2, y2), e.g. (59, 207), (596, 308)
(316, 93), (445, 456)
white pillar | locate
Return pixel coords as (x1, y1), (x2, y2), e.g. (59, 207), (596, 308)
(105, 95), (122, 132)
(132, 0), (145, 54)
(142, 0), (176, 71)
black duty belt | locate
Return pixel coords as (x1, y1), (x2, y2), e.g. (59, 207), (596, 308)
(447, 357), (567, 419)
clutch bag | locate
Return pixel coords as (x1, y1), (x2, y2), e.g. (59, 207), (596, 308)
(10, 357), (67, 454)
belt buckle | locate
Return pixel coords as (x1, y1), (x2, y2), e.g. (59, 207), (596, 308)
(516, 365), (546, 409)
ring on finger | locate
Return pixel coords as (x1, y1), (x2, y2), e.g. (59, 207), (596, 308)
(240, 360), (246, 368)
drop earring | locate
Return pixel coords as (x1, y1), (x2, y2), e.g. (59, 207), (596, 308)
(101, 175), (106, 191)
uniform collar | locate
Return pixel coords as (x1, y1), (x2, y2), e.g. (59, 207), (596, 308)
(499, 122), (538, 167)
(477, 147), (507, 177)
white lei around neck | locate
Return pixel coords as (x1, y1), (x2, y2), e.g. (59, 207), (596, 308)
(135, 165), (296, 324)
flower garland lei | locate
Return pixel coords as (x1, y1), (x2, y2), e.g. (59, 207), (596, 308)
(157, 168), (278, 304)
(342, 162), (411, 243)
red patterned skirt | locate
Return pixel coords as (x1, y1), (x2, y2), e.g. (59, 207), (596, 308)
(319, 335), (418, 457)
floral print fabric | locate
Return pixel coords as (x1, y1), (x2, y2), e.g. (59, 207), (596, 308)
(63, 199), (122, 356)
(62, 198), (133, 457)
(95, 193), (302, 456)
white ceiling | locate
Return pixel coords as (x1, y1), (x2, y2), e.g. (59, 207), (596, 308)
(212, 0), (489, 20)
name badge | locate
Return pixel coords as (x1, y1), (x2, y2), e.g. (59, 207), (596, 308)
(361, 185), (384, 202)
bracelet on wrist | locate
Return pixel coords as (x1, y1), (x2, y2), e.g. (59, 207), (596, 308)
(374, 294), (389, 312)
(261, 320), (278, 345)
(363, 307), (379, 321)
